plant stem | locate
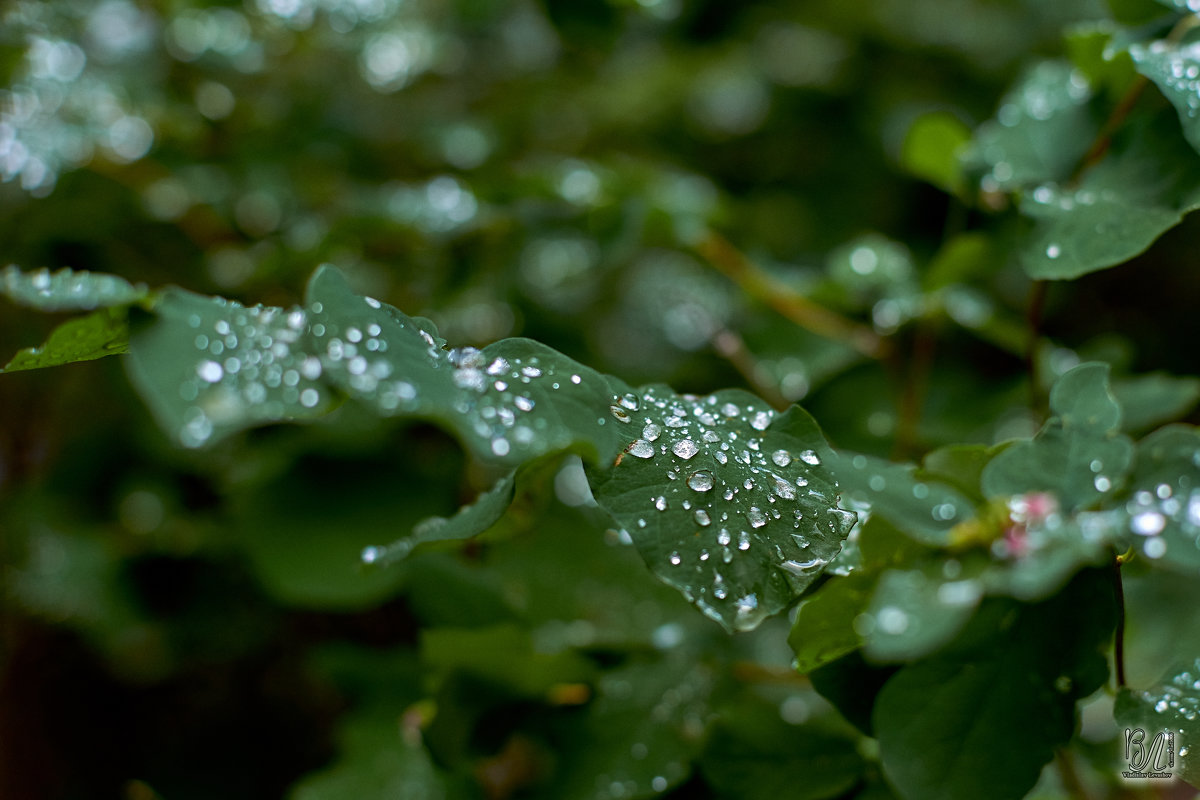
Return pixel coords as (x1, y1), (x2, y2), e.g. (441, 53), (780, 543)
(1025, 279), (1049, 415)
(1112, 550), (1128, 690)
(694, 232), (890, 359)
(1071, 76), (1149, 183)
(893, 322), (937, 461)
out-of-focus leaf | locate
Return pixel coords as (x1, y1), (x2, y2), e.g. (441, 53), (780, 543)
(983, 362), (1133, 511)
(0, 265), (147, 311)
(874, 571), (1115, 800)
(2, 307), (129, 372)
(1115, 656), (1200, 786)
(964, 60), (1097, 192)
(1112, 372), (1200, 433)
(901, 112), (970, 196)
(1118, 425), (1200, 573)
(1017, 116), (1200, 280)
(1065, 22), (1139, 95)
(1129, 28), (1200, 156)
(420, 624), (598, 697)
(919, 444), (998, 505)
(923, 233), (1000, 290)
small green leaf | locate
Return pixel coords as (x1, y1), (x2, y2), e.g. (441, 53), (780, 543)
(1129, 28), (1200, 156)
(1017, 115), (1200, 280)
(0, 265), (147, 311)
(901, 112), (971, 196)
(2, 307), (129, 372)
(919, 444), (998, 505)
(983, 362), (1133, 511)
(1112, 372), (1200, 433)
(789, 572), (873, 674)
(1115, 656), (1200, 787)
(589, 400), (856, 632)
(831, 451), (975, 546)
(863, 564), (982, 662)
(964, 60), (1097, 192)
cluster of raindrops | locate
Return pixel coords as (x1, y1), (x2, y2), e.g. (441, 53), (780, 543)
(1128, 39), (1200, 119)
(1136, 658), (1200, 728)
(608, 387), (853, 627)
(0, 265), (145, 311)
(1125, 478), (1200, 562)
(177, 299), (325, 447)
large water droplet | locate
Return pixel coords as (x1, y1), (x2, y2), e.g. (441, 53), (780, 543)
(694, 509), (711, 526)
(618, 392), (640, 411)
(654, 496), (668, 511)
(644, 423), (662, 441)
(629, 440), (655, 459)
(771, 449), (791, 467)
(672, 439), (699, 459)
(610, 405), (632, 423)
(750, 411), (771, 430)
(717, 528), (731, 546)
(780, 557), (825, 577)
(687, 470), (714, 491)
(737, 530), (751, 550)
(798, 450), (820, 465)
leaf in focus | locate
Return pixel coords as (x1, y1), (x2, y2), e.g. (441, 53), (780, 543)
(2, 306), (129, 372)
(1114, 656), (1200, 787)
(0, 265), (147, 311)
(588, 400), (856, 632)
(900, 112), (970, 196)
(983, 362), (1133, 511)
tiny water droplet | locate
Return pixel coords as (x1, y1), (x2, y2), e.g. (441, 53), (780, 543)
(694, 509), (711, 526)
(876, 606), (909, 634)
(737, 530), (751, 550)
(798, 450), (820, 465)
(1046, 243), (1061, 259)
(717, 528), (731, 546)
(618, 392), (640, 411)
(610, 405), (632, 423)
(771, 450), (791, 467)
(654, 496), (668, 511)
(197, 360), (223, 383)
(687, 471), (714, 491)
(669, 551), (681, 565)
(644, 423), (662, 441)
(1131, 510), (1166, 536)
(361, 545), (382, 564)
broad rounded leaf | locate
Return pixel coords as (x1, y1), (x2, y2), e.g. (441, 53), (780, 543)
(2, 307), (129, 372)
(589, 398), (856, 632)
(1119, 425), (1200, 572)
(1115, 656), (1200, 787)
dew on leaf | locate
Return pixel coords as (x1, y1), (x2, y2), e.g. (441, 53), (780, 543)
(197, 360), (223, 382)
(717, 529), (731, 546)
(672, 439), (699, 459)
(618, 392), (640, 411)
(1131, 510), (1167, 536)
(771, 449), (791, 467)
(737, 530), (751, 550)
(654, 496), (668, 511)
(629, 440), (654, 459)
(694, 509), (711, 526)
(687, 470), (714, 491)
(668, 551), (681, 565)
(876, 605), (910, 635)
(644, 422), (662, 441)
(610, 404), (632, 423)
(798, 449), (820, 465)
(750, 410), (771, 430)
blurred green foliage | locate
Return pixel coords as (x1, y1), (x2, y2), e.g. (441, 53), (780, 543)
(4, 0), (1200, 799)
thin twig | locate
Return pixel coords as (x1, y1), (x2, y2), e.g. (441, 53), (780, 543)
(894, 323), (937, 461)
(1070, 76), (1149, 183)
(710, 328), (790, 411)
(694, 232), (889, 359)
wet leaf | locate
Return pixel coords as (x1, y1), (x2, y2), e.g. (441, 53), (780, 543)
(964, 60), (1097, 192)
(983, 362), (1133, 511)
(2, 307), (129, 372)
(0, 265), (147, 311)
(589, 399), (855, 632)
(862, 564), (982, 662)
(789, 572), (873, 674)
(1129, 28), (1200, 157)
(1017, 115), (1200, 279)
(1118, 425), (1200, 573)
(1115, 656), (1200, 786)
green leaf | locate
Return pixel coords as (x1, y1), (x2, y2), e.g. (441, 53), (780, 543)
(306, 264), (629, 468)
(1113, 0), (1180, 24)
(901, 112), (970, 196)
(1115, 656), (1200, 787)
(0, 265), (147, 311)
(789, 572), (873, 674)
(420, 624), (598, 697)
(919, 444), (998, 505)
(831, 451), (975, 546)
(964, 60), (1097, 192)
(983, 362), (1134, 511)
(363, 472), (517, 566)
(126, 288), (334, 448)
(923, 233), (1000, 290)
(1120, 425), (1200, 573)
(873, 571), (1116, 800)
(588, 400), (856, 632)
(700, 695), (865, 800)
(1017, 115), (1200, 280)
(2, 306), (129, 372)
(1112, 372), (1200, 433)
(1066, 22), (1140, 96)
(1129, 28), (1200, 156)
(862, 564), (982, 662)
(545, 656), (712, 799)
